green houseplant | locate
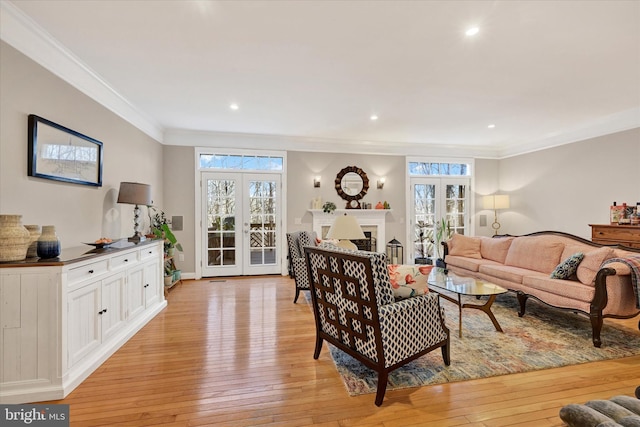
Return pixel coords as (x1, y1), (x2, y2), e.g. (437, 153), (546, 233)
(148, 206), (183, 283)
(433, 217), (452, 267)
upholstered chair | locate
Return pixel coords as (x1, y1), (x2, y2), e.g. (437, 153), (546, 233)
(304, 245), (450, 406)
(286, 231), (316, 303)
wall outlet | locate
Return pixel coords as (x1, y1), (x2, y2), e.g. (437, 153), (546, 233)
(294, 217), (302, 225)
(179, 254), (185, 262)
(479, 214), (487, 227)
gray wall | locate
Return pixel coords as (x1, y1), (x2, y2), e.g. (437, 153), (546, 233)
(499, 128), (640, 238)
(0, 41), (164, 248)
(286, 151), (407, 244)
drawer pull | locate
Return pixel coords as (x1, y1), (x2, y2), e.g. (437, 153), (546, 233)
(98, 309), (104, 315)
(88, 269), (94, 274)
(124, 259), (128, 262)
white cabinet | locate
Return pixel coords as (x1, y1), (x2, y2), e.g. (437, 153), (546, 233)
(0, 240), (166, 404)
(67, 272), (126, 368)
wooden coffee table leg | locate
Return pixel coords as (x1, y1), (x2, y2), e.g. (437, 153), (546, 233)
(462, 294), (504, 333)
(457, 294), (463, 338)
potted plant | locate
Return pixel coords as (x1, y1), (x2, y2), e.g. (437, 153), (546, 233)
(148, 206), (183, 282)
(433, 217), (452, 268)
(322, 201), (337, 213)
(414, 220), (433, 265)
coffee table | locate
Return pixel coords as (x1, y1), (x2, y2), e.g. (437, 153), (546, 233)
(427, 268), (508, 338)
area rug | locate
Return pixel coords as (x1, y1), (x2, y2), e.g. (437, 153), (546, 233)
(325, 294), (640, 396)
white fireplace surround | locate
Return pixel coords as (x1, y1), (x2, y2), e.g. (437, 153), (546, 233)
(308, 209), (390, 253)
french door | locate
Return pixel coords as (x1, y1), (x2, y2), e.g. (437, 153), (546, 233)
(409, 177), (469, 262)
(201, 172), (281, 276)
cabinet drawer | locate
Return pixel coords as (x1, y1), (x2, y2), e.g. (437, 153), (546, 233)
(68, 260), (109, 285)
(591, 226), (640, 243)
(139, 245), (160, 261)
(111, 251), (139, 270)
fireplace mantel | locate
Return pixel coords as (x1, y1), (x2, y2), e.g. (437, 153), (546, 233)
(308, 209), (391, 252)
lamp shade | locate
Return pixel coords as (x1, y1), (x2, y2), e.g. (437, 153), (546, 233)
(326, 214), (365, 240)
(483, 194), (510, 210)
(117, 182), (152, 206)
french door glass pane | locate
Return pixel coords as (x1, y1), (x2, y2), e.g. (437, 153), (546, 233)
(249, 180), (277, 266)
(414, 183), (436, 260)
(206, 179), (236, 267)
(446, 184), (467, 235)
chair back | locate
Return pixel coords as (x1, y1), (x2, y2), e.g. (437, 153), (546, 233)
(305, 245), (393, 364)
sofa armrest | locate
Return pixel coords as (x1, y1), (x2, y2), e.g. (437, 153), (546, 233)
(592, 267), (618, 312)
(602, 262), (632, 276)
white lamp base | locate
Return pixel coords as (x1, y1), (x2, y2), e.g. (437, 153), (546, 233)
(336, 239), (358, 250)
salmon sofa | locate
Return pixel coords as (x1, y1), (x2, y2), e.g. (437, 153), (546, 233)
(443, 231), (640, 347)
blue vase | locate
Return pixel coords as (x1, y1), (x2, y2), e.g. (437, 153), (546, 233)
(37, 225), (61, 259)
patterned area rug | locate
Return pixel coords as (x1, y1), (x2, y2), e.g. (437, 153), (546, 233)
(326, 294), (640, 396)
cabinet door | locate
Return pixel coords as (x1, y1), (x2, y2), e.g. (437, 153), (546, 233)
(68, 281), (101, 367)
(126, 265), (145, 321)
(101, 272), (126, 341)
(143, 260), (160, 308)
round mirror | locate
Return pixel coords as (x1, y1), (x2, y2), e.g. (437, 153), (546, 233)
(341, 172), (363, 196)
(334, 166), (369, 209)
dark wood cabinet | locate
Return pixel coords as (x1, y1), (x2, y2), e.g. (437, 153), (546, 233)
(589, 224), (640, 249)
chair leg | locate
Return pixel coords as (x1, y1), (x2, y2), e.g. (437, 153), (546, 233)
(375, 371), (389, 406)
(293, 288), (300, 303)
(442, 341), (451, 366)
(313, 335), (323, 359)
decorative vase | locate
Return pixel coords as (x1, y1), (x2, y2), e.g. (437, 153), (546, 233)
(25, 224), (41, 258)
(37, 225), (61, 259)
(0, 214), (31, 262)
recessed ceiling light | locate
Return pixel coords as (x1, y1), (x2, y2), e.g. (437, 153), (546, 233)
(488, 124), (496, 129)
(230, 103), (239, 110)
(370, 115), (378, 121)
(466, 27), (479, 36)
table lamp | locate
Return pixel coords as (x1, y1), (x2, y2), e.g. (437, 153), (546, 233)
(326, 213), (365, 250)
(117, 182), (152, 242)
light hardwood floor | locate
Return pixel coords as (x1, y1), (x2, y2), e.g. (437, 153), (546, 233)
(47, 276), (640, 426)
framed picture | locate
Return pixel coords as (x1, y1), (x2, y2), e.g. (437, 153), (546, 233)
(28, 114), (103, 187)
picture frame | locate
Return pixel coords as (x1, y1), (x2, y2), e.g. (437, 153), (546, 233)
(28, 114), (103, 187)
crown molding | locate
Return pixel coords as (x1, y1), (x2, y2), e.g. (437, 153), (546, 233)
(496, 108), (640, 159)
(164, 128), (502, 158)
(0, 0), (164, 143)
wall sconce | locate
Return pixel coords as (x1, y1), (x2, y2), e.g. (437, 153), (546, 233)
(377, 177), (386, 189)
(482, 194), (510, 235)
(313, 176), (321, 188)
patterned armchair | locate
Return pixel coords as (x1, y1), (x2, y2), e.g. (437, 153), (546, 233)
(304, 245), (450, 406)
(286, 231), (316, 303)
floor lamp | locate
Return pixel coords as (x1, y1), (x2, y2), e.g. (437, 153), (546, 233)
(483, 194), (510, 235)
(117, 182), (152, 243)
(326, 213), (365, 250)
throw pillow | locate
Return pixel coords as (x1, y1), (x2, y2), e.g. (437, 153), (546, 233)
(550, 252), (584, 279)
(388, 264), (429, 300)
(576, 247), (615, 285)
(448, 234), (482, 259)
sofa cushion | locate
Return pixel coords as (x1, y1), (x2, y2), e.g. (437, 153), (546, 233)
(522, 275), (595, 303)
(576, 247), (615, 285)
(445, 255), (501, 273)
(448, 234), (482, 259)
(550, 252), (584, 279)
(504, 236), (565, 274)
(478, 264), (543, 284)
(480, 236), (514, 263)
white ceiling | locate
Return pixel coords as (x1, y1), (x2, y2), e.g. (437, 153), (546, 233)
(2, 0), (639, 158)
